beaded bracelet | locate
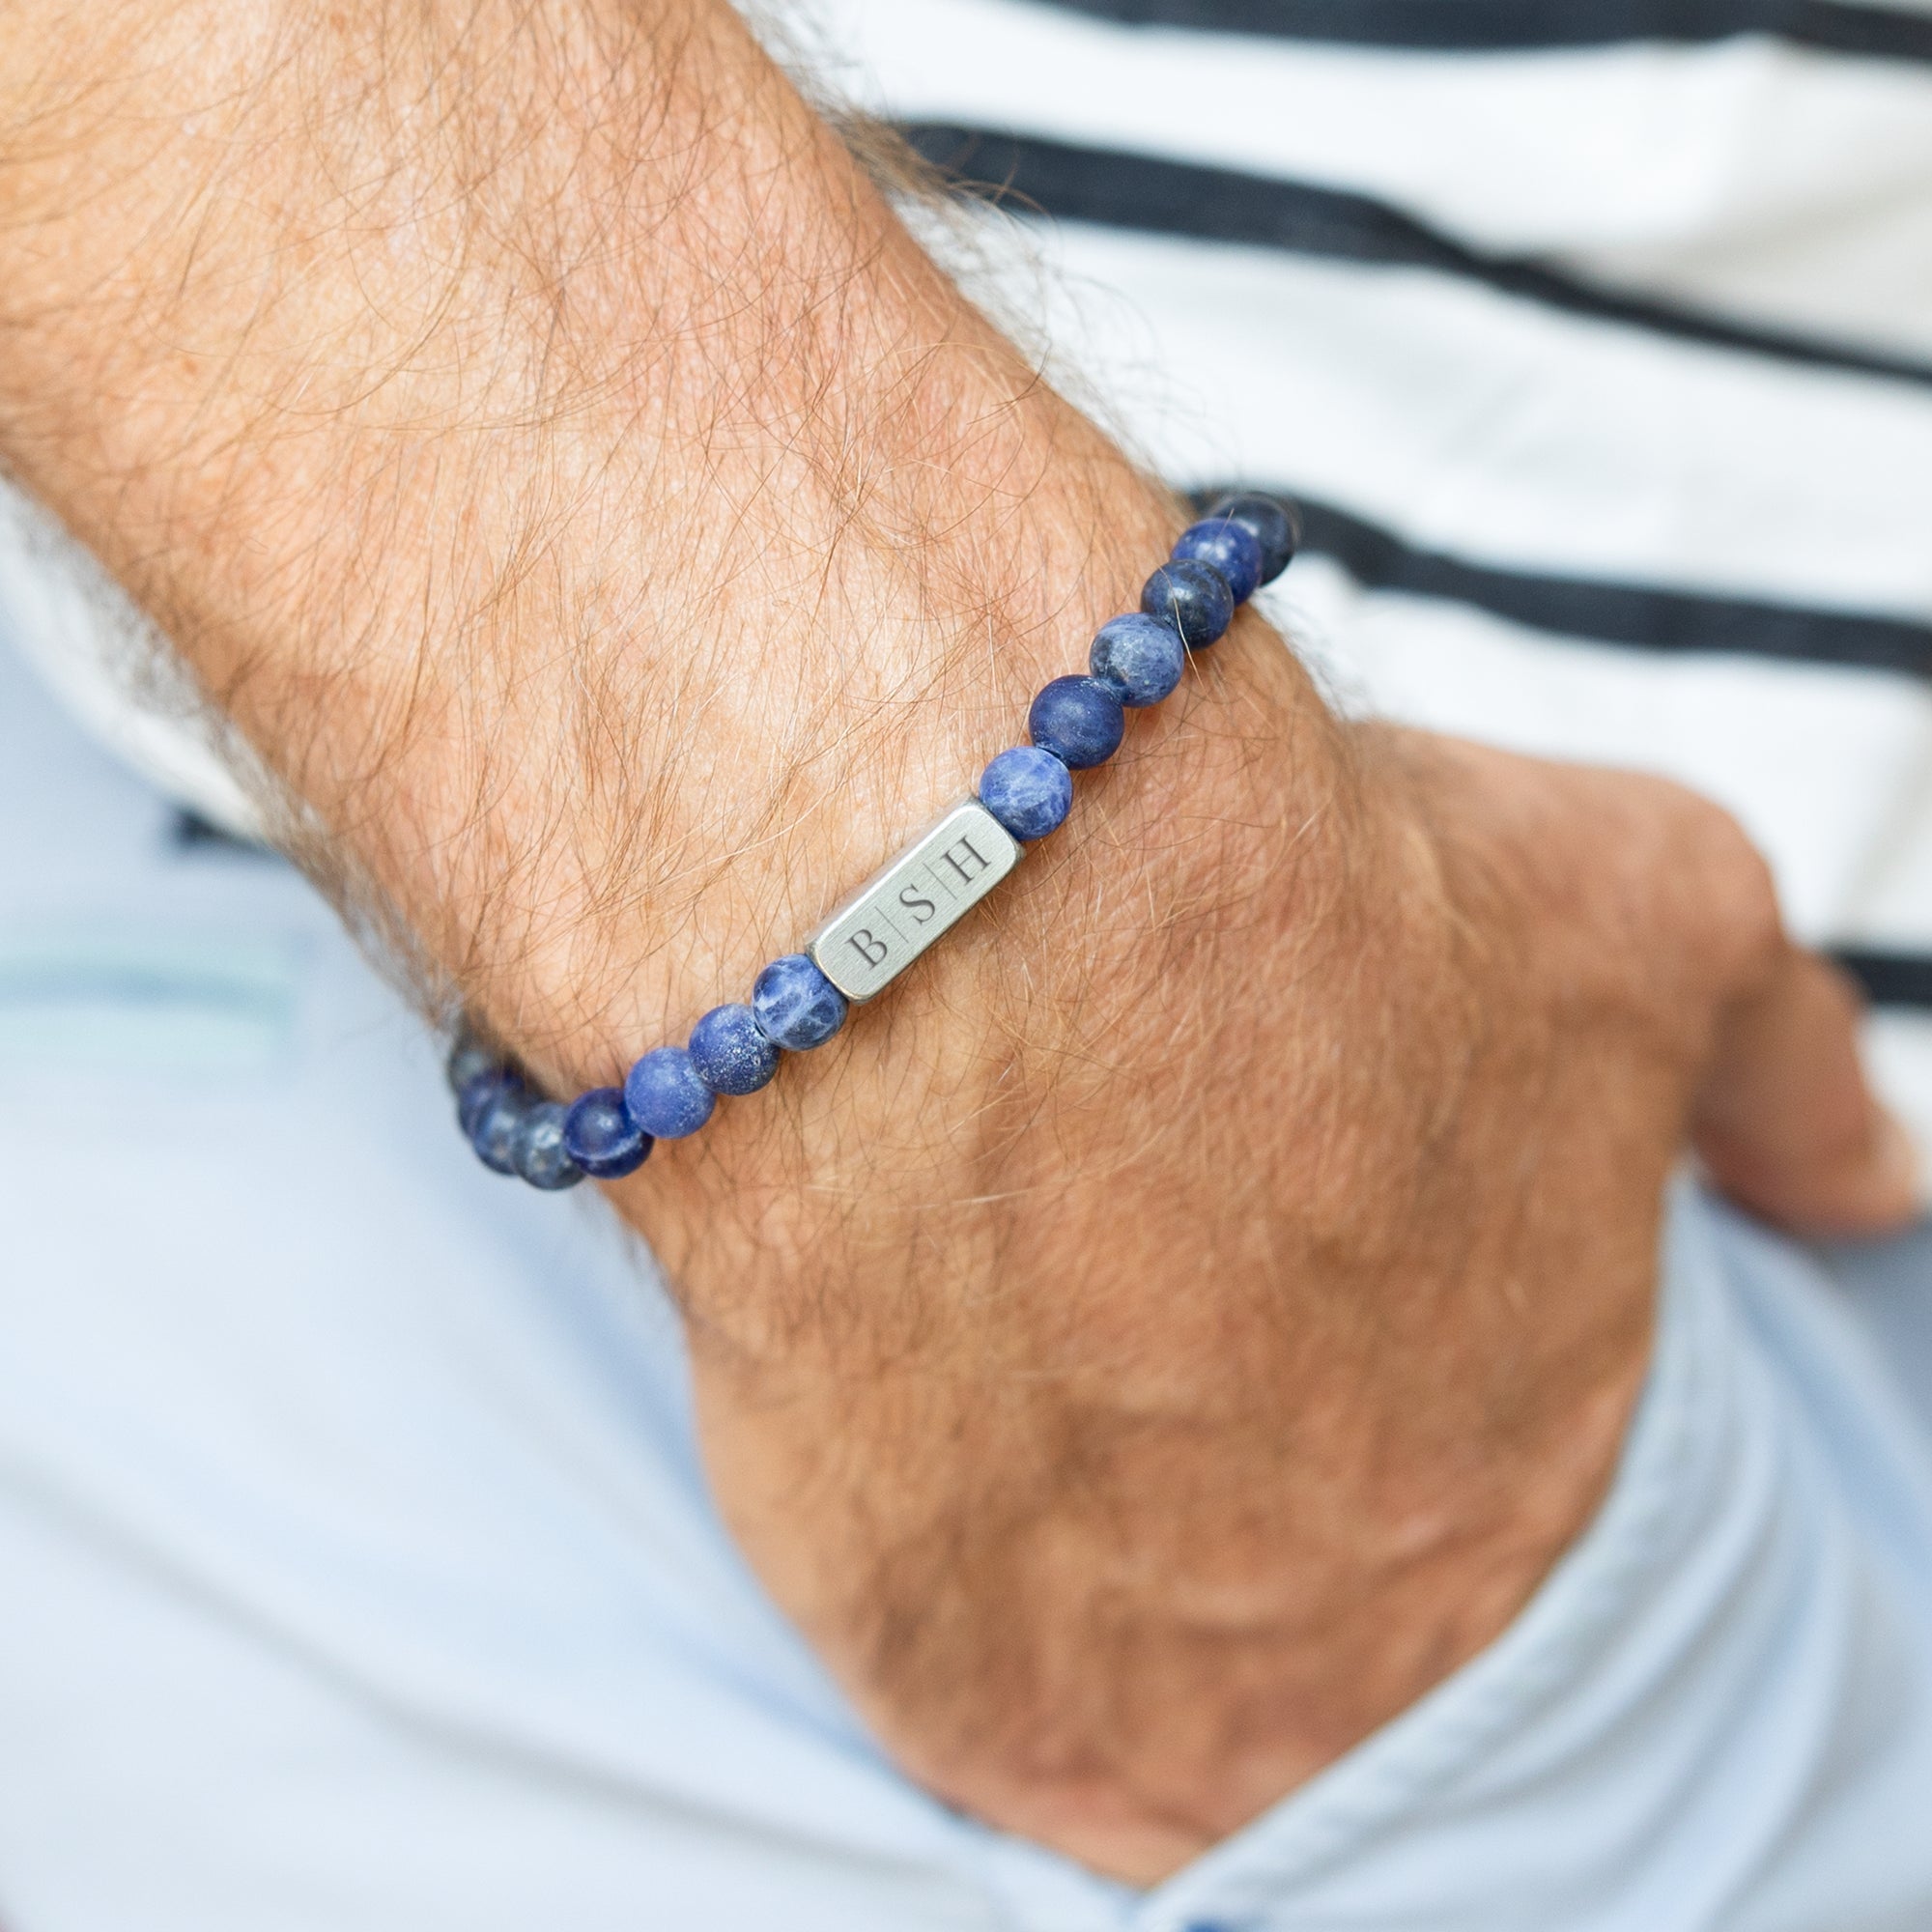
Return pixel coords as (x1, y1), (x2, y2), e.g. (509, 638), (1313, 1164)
(446, 494), (1299, 1190)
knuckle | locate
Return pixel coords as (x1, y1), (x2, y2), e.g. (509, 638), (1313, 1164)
(1557, 772), (1785, 1029)
(1634, 781), (1784, 989)
(1680, 798), (1780, 962)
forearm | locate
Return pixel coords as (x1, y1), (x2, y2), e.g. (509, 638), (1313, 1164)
(0, 0), (1350, 1256)
(0, 0), (1258, 976)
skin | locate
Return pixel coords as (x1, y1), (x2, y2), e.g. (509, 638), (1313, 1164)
(0, 0), (1918, 1885)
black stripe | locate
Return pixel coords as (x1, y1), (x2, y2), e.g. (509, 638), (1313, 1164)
(170, 809), (276, 860)
(1198, 491), (1932, 676)
(1037, 0), (1932, 62)
(902, 125), (1932, 393)
(1833, 949), (1932, 1009)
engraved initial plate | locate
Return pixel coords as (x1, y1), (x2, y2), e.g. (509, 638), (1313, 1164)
(808, 801), (1022, 1001)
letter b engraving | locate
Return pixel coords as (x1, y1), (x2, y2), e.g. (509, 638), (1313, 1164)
(846, 928), (892, 970)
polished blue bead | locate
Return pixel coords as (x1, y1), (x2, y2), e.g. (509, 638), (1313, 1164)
(468, 1071), (531, 1174)
(1207, 492), (1298, 583)
(624, 1045), (716, 1140)
(979, 744), (1072, 841)
(1172, 517), (1264, 604)
(562, 1085), (651, 1179)
(510, 1099), (585, 1190)
(689, 1002), (781, 1094)
(752, 953), (848, 1051)
(1090, 612), (1185, 707)
(1142, 558), (1235, 649)
(1028, 674), (1124, 770)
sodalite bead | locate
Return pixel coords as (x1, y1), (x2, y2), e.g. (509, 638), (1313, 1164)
(1172, 517), (1264, 604)
(562, 1086), (651, 1179)
(445, 1027), (500, 1097)
(979, 744), (1072, 841)
(457, 1066), (504, 1139)
(625, 1045), (715, 1140)
(1028, 674), (1124, 770)
(510, 1100), (584, 1190)
(753, 953), (848, 1051)
(689, 1002), (781, 1094)
(1090, 612), (1185, 707)
(1142, 558), (1235, 650)
(467, 1070), (531, 1174)
(1207, 493), (1299, 584)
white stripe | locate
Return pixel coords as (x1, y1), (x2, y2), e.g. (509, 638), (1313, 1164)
(1832, 752), (1932, 947)
(795, 0), (1932, 356)
(1000, 221), (1932, 618)
(1865, 1010), (1932, 1161)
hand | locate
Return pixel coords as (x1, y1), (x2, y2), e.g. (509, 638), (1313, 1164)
(682, 690), (1916, 1883)
(1399, 730), (1915, 1240)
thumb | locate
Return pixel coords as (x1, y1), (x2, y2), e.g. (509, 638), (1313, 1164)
(1691, 946), (1921, 1237)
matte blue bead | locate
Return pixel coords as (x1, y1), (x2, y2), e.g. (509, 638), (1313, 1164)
(1028, 674), (1124, 770)
(624, 1045), (716, 1140)
(1090, 612), (1185, 707)
(510, 1099), (585, 1190)
(456, 1065), (507, 1139)
(752, 953), (848, 1051)
(1142, 558), (1235, 649)
(562, 1085), (651, 1179)
(689, 1002), (781, 1094)
(979, 745), (1072, 841)
(1207, 492), (1298, 583)
(1172, 517), (1264, 604)
(445, 1028), (500, 1097)
(468, 1071), (531, 1174)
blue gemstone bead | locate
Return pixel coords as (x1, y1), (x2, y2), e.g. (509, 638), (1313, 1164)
(1028, 674), (1124, 770)
(1142, 559), (1235, 649)
(456, 1065), (506, 1139)
(468, 1071), (531, 1175)
(562, 1085), (652, 1179)
(1207, 492), (1299, 583)
(510, 1099), (585, 1190)
(752, 953), (848, 1052)
(979, 744), (1073, 842)
(1090, 612), (1185, 707)
(689, 1002), (781, 1094)
(624, 1045), (716, 1140)
(1172, 517), (1264, 604)
(445, 1027), (500, 1097)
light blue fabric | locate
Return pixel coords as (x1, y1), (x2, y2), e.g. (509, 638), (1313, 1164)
(3, 631), (1932, 1931)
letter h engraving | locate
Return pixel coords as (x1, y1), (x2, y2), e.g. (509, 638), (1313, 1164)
(938, 834), (992, 887)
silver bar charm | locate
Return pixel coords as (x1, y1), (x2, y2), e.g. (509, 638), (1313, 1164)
(808, 800), (1021, 1002)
